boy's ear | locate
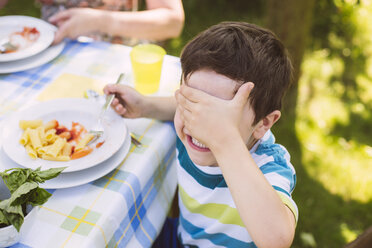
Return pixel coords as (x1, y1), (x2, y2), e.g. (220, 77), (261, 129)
(252, 110), (281, 139)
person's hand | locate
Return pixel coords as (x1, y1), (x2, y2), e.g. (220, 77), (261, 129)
(49, 8), (102, 44)
(175, 82), (255, 150)
(103, 84), (146, 118)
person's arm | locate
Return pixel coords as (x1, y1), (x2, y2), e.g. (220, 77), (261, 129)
(176, 84), (296, 248)
(106, 0), (184, 40)
(104, 84), (176, 121)
(0, 0), (8, 9)
(49, 0), (184, 44)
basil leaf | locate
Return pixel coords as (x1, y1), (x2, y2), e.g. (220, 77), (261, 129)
(3, 205), (24, 232)
(0, 167), (64, 231)
(0, 199), (24, 232)
(0, 209), (9, 226)
(9, 182), (38, 206)
(35, 167), (66, 181)
(1, 168), (32, 193)
(28, 188), (52, 206)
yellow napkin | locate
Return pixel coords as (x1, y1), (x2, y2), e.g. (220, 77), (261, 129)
(37, 73), (105, 101)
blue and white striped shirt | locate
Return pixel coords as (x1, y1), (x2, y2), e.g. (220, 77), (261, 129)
(176, 130), (298, 247)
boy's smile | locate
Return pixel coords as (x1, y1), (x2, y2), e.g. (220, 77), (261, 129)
(174, 69), (257, 166)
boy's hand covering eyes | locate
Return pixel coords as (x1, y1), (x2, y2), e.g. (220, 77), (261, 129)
(175, 82), (254, 150)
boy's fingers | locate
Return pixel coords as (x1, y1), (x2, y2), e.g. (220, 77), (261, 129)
(176, 88), (194, 111)
(233, 82), (254, 105)
(111, 98), (119, 106)
(178, 103), (192, 122)
(104, 84), (122, 95)
(180, 84), (209, 103)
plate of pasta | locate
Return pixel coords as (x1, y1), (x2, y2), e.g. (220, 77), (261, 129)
(1, 98), (128, 173)
(0, 130), (131, 189)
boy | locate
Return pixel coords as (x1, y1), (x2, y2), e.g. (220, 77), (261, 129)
(104, 22), (298, 248)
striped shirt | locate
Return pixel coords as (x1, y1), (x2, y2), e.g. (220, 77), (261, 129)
(176, 130), (298, 247)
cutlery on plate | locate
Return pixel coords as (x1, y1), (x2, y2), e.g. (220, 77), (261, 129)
(87, 73), (125, 145)
(0, 37), (17, 54)
(85, 86), (143, 148)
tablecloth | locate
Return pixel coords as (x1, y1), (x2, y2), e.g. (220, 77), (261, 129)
(0, 40), (181, 248)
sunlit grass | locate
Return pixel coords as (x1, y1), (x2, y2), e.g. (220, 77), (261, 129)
(296, 2), (372, 245)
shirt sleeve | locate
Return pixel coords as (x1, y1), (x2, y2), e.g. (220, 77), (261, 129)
(256, 144), (299, 224)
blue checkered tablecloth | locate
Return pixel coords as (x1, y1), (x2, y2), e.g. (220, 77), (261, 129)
(0, 40), (181, 248)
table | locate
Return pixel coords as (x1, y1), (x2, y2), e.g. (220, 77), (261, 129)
(0, 40), (181, 248)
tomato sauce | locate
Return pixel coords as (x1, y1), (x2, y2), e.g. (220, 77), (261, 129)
(51, 120), (103, 160)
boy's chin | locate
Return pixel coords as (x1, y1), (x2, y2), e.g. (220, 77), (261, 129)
(187, 152), (218, 167)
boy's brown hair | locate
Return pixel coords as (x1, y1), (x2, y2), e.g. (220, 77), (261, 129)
(180, 21), (293, 124)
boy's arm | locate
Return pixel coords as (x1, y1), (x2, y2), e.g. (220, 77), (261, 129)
(211, 135), (296, 248)
(142, 96), (177, 121)
(176, 84), (296, 248)
(104, 84), (177, 121)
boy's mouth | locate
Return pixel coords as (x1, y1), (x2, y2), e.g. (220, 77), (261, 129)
(187, 135), (210, 152)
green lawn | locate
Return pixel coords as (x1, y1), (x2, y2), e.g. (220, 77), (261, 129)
(2, 0), (372, 247)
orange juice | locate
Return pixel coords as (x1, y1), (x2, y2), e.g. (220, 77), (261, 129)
(130, 44), (166, 94)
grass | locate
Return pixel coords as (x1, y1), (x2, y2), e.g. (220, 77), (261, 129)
(2, 0), (372, 247)
(292, 2), (372, 247)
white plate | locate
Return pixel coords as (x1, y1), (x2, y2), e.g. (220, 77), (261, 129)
(2, 98), (128, 173)
(0, 41), (65, 74)
(0, 131), (131, 189)
(0, 16), (56, 62)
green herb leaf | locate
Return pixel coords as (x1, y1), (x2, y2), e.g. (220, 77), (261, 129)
(0, 209), (9, 226)
(0, 166), (65, 231)
(28, 188), (51, 206)
(0, 199), (24, 232)
(3, 206), (24, 232)
(1, 168), (32, 193)
(35, 167), (66, 181)
(9, 182), (38, 206)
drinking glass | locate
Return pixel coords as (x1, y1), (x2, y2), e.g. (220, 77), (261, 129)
(130, 44), (166, 94)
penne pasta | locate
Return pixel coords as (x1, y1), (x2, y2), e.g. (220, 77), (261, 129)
(28, 129), (42, 150)
(19, 119), (100, 161)
(19, 120), (43, 130)
(45, 129), (57, 142)
(61, 142), (73, 156)
(19, 128), (30, 145)
(37, 144), (53, 155)
(37, 126), (47, 146)
(75, 133), (94, 152)
(25, 144), (37, 159)
(44, 120), (58, 131)
(42, 154), (71, 161)
(46, 137), (66, 158)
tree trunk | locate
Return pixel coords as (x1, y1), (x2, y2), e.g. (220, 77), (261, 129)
(265, 0), (315, 123)
(345, 226), (372, 248)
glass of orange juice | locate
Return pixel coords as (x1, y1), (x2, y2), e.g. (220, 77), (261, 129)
(130, 44), (166, 95)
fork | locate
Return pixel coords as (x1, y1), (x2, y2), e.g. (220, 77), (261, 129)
(0, 37), (17, 54)
(87, 73), (125, 145)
